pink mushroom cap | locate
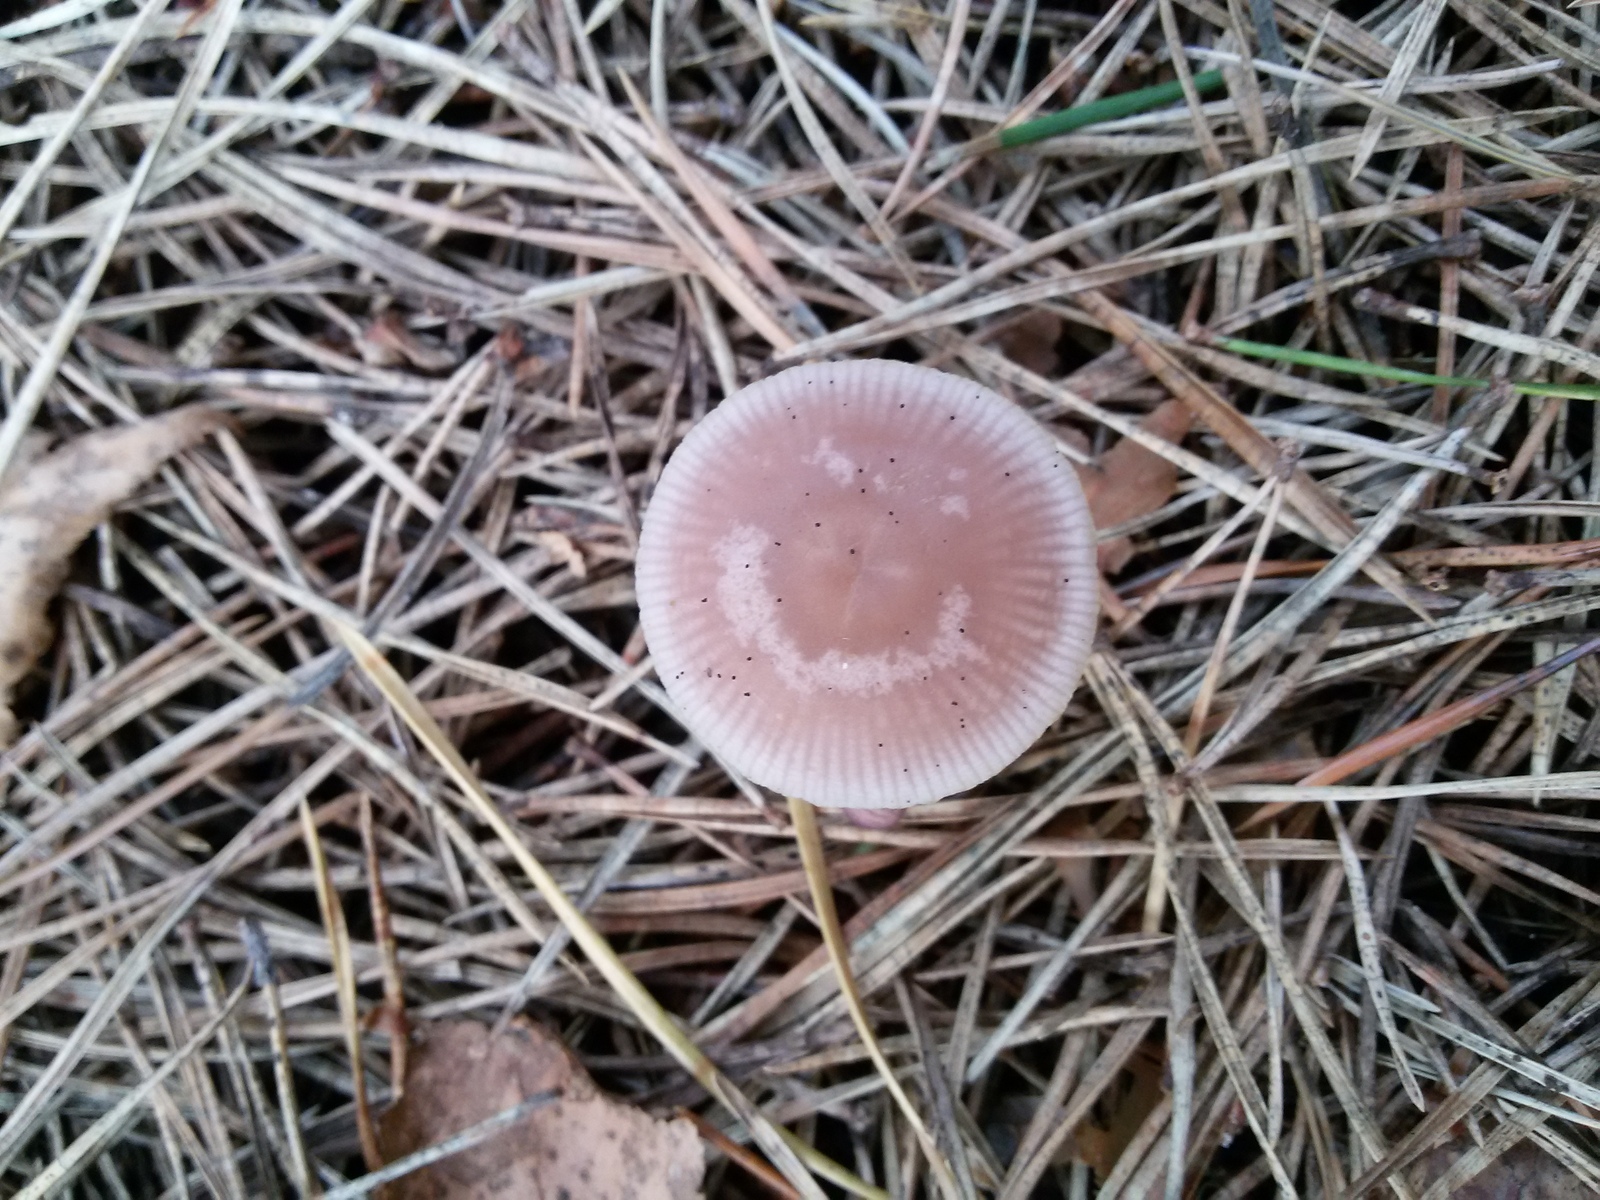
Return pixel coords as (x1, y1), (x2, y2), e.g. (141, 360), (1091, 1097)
(636, 360), (1098, 809)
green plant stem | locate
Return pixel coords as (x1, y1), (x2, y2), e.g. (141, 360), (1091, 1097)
(1210, 335), (1600, 401)
(997, 69), (1227, 148)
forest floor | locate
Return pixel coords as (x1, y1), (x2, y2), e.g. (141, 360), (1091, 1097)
(2, 0), (1600, 1196)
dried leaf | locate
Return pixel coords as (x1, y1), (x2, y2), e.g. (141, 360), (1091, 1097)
(0, 407), (224, 745)
(1407, 1139), (1583, 1199)
(996, 310), (1064, 377)
(0, 432), (52, 490)
(1040, 810), (1098, 915)
(1076, 399), (1192, 573)
(377, 1018), (705, 1200)
(1065, 1049), (1164, 1179)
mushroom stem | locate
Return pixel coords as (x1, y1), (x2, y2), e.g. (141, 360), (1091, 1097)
(786, 796), (961, 1199)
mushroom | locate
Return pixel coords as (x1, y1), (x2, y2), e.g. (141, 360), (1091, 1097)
(636, 359), (1099, 812)
(637, 360), (1098, 1187)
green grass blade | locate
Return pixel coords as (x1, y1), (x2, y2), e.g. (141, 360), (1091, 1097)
(1210, 336), (1600, 401)
(998, 69), (1227, 148)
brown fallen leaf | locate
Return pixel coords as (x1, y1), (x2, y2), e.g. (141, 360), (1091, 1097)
(995, 310), (1065, 378)
(1038, 810), (1097, 917)
(377, 1017), (705, 1200)
(1074, 399), (1191, 575)
(1406, 1139), (1584, 1199)
(0, 433), (52, 487)
(0, 406), (224, 746)
(1066, 1045), (1165, 1180)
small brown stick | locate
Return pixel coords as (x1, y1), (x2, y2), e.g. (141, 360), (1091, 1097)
(680, 1108), (803, 1200)
(1432, 144), (1464, 425)
(300, 796), (382, 1172)
(359, 792), (408, 1099)
(1242, 635), (1600, 830)
(568, 258), (593, 416)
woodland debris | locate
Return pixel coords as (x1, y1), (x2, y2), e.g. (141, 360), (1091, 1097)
(1077, 398), (1192, 574)
(377, 1018), (705, 1200)
(0, 406), (223, 745)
